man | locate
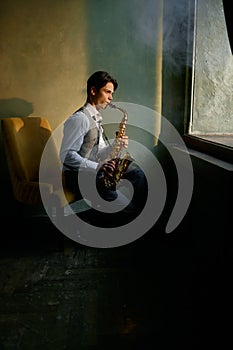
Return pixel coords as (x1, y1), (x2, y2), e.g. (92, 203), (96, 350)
(60, 71), (147, 226)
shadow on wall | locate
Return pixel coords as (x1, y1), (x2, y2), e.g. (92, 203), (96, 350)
(0, 98), (33, 117)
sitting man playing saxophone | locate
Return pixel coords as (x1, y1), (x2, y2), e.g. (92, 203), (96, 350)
(60, 70), (147, 226)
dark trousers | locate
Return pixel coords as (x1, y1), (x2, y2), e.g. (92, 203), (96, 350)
(63, 162), (148, 215)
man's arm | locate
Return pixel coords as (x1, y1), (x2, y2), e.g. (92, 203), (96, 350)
(60, 112), (98, 170)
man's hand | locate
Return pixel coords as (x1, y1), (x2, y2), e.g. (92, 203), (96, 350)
(97, 159), (116, 177)
(115, 134), (128, 149)
(120, 135), (128, 149)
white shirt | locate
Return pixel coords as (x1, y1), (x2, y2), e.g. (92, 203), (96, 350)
(60, 103), (111, 171)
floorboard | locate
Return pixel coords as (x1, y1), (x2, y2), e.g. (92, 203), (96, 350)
(0, 216), (224, 349)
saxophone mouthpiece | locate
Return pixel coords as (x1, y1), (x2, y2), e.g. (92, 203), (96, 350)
(108, 103), (117, 109)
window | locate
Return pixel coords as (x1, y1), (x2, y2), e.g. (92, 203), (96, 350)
(184, 0), (233, 163)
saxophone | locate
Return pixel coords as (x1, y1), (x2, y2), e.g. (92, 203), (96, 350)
(102, 103), (134, 189)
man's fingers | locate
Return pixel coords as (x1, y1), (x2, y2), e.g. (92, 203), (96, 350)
(103, 164), (115, 172)
(101, 160), (116, 176)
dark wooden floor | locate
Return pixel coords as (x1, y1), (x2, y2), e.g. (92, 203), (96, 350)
(0, 216), (225, 349)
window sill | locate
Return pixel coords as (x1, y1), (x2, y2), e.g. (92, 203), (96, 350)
(183, 134), (233, 164)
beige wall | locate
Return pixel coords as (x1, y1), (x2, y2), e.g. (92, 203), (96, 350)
(0, 0), (88, 129)
(0, 0), (163, 131)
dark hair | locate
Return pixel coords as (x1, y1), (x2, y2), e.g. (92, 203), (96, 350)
(87, 71), (118, 95)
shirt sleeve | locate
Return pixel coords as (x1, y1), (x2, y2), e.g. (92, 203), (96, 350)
(60, 112), (98, 170)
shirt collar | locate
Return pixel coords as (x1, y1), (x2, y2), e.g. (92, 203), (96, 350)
(85, 103), (102, 122)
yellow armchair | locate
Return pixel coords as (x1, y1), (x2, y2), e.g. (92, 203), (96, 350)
(1, 116), (78, 220)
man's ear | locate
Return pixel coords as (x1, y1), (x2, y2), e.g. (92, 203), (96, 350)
(90, 86), (96, 96)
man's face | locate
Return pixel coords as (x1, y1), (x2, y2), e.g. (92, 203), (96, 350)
(92, 82), (114, 109)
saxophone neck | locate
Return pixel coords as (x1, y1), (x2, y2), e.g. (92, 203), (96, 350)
(108, 103), (128, 121)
